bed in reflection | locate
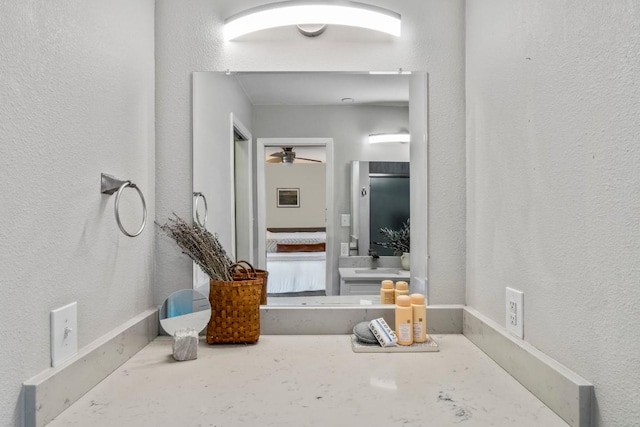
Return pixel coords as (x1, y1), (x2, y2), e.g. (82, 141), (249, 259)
(265, 228), (326, 295)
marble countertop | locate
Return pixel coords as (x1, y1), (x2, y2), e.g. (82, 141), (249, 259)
(46, 335), (568, 426)
(339, 267), (411, 280)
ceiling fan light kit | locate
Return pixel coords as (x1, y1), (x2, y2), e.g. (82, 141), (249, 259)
(224, 0), (401, 41)
(269, 146), (323, 164)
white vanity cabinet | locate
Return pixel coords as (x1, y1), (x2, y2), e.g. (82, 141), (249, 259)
(338, 268), (411, 296)
(340, 281), (382, 296)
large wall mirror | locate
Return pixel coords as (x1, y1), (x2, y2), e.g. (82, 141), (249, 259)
(193, 71), (428, 304)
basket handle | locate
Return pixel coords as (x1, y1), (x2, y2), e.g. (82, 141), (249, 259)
(235, 260), (256, 273)
(229, 261), (256, 278)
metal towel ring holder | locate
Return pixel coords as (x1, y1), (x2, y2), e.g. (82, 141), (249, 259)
(193, 192), (208, 227)
(101, 173), (147, 237)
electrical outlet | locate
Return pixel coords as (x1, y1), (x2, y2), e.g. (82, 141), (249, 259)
(505, 288), (524, 339)
(341, 214), (351, 227)
(51, 302), (78, 367)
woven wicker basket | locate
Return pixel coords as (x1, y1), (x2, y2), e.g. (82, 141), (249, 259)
(206, 277), (262, 344)
(231, 260), (269, 305)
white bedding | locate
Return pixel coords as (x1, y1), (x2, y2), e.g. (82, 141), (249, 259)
(266, 231), (326, 253)
(266, 251), (326, 294)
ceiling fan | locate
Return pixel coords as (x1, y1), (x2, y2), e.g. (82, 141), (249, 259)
(267, 146), (322, 164)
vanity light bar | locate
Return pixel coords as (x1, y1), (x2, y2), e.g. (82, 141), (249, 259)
(369, 71), (412, 75)
(224, 1), (401, 41)
(368, 133), (410, 144)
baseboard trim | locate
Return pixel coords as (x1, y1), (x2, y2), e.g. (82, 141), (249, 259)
(23, 308), (158, 427)
(260, 304), (464, 335)
(21, 305), (590, 426)
(463, 307), (593, 427)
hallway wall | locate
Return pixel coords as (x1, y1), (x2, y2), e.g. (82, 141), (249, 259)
(465, 1), (640, 424)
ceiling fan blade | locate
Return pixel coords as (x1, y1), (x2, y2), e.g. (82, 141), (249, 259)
(270, 152), (285, 158)
(296, 157), (323, 163)
(266, 157), (282, 163)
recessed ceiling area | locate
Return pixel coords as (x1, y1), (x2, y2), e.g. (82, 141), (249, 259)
(234, 72), (409, 106)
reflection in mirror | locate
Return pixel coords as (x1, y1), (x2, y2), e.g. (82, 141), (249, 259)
(260, 139), (329, 298)
(159, 289), (211, 336)
(351, 161), (410, 256)
(193, 71), (427, 304)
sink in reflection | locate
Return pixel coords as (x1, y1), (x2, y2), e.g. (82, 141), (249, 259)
(354, 268), (401, 275)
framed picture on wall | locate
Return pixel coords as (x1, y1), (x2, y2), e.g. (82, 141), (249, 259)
(277, 188), (300, 208)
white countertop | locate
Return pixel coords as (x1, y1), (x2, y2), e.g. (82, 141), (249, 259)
(339, 267), (411, 280)
(46, 335), (567, 426)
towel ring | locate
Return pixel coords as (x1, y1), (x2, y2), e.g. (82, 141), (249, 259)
(101, 173), (147, 237)
(193, 192), (208, 227)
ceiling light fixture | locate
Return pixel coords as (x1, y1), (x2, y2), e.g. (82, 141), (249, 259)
(224, 1), (401, 41)
(369, 70), (412, 75)
(368, 133), (410, 144)
(296, 23), (327, 37)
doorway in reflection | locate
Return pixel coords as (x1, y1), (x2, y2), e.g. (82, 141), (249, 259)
(262, 143), (328, 298)
(352, 161), (410, 256)
(370, 164), (410, 256)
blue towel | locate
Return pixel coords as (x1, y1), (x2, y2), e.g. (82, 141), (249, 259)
(167, 292), (193, 318)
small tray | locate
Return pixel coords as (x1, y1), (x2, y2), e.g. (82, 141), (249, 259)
(351, 334), (439, 353)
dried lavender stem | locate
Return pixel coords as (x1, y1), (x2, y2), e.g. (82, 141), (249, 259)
(158, 214), (233, 281)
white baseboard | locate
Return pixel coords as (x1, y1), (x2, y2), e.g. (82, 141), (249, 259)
(23, 308), (158, 427)
(463, 307), (593, 427)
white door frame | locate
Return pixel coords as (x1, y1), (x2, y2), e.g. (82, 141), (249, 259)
(229, 113), (253, 264)
(257, 137), (335, 295)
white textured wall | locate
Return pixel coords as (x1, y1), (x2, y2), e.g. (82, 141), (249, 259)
(466, 1), (640, 425)
(191, 72), (254, 288)
(192, 72), (253, 254)
(155, 0), (466, 305)
(266, 164), (326, 228)
(0, 1), (155, 426)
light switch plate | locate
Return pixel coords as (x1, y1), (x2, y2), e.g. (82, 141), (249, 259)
(341, 214), (350, 227)
(340, 242), (350, 257)
(51, 302), (78, 367)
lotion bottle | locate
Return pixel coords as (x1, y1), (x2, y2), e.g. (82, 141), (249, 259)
(410, 293), (427, 343)
(395, 295), (413, 345)
(380, 280), (395, 304)
(395, 281), (410, 299)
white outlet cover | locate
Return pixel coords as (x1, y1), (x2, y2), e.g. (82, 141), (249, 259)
(505, 287), (524, 339)
(51, 302), (78, 367)
(341, 214), (350, 227)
